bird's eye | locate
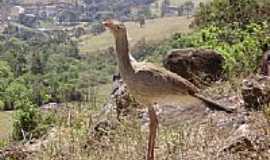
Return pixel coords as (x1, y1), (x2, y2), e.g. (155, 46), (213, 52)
(116, 26), (121, 30)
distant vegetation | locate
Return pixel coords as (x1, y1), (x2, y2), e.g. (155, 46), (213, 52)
(0, 32), (116, 139)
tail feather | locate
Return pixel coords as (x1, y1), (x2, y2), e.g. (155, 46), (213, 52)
(194, 94), (234, 113)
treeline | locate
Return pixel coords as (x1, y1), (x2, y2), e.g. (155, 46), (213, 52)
(0, 32), (116, 139)
(0, 34), (116, 111)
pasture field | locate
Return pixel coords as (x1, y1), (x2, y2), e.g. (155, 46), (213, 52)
(79, 16), (192, 54)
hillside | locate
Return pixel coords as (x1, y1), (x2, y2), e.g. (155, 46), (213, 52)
(79, 16), (192, 53)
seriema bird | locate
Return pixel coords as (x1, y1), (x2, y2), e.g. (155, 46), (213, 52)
(103, 19), (233, 160)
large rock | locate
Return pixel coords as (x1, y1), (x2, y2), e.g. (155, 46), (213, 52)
(163, 48), (225, 87)
(242, 75), (270, 111)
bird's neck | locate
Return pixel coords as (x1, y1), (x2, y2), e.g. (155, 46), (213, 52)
(115, 33), (135, 79)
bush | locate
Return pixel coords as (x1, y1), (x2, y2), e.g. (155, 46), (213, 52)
(12, 100), (39, 140)
(12, 99), (55, 140)
(90, 22), (105, 35)
(169, 23), (270, 76)
(194, 0), (270, 28)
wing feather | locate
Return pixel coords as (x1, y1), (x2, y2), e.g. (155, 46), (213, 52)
(133, 62), (200, 94)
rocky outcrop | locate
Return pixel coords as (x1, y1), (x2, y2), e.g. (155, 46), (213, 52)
(242, 75), (270, 111)
(163, 48), (225, 87)
(218, 112), (270, 159)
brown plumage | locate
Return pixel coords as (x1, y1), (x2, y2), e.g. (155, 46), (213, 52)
(103, 19), (232, 160)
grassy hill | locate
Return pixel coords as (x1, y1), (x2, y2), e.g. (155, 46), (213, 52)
(79, 16), (192, 54)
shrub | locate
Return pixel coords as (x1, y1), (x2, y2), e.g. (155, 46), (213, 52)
(5, 80), (31, 110)
(194, 0), (270, 28)
(12, 100), (39, 140)
(169, 23), (270, 76)
(90, 22), (105, 35)
(12, 99), (56, 140)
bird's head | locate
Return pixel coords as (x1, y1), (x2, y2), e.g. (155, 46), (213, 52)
(103, 19), (127, 38)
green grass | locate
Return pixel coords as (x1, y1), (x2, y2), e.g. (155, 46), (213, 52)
(0, 111), (13, 140)
(79, 16), (192, 54)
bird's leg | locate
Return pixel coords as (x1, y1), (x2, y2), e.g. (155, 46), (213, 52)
(147, 105), (158, 160)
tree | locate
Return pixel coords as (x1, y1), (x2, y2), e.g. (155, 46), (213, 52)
(31, 52), (44, 75)
(4, 38), (28, 77)
(5, 80), (30, 109)
(90, 22), (105, 35)
(12, 100), (39, 140)
(0, 61), (13, 110)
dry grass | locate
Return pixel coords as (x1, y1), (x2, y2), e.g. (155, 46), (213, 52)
(79, 17), (192, 54)
(26, 96), (270, 160)
(0, 111), (13, 140)
(24, 77), (270, 160)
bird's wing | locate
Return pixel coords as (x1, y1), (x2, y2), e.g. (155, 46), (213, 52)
(132, 63), (234, 113)
(133, 62), (200, 94)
